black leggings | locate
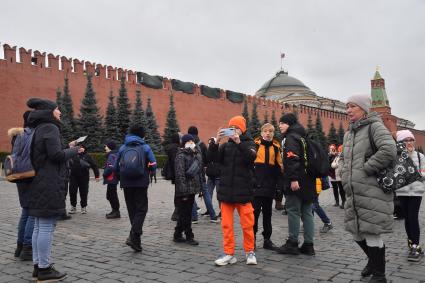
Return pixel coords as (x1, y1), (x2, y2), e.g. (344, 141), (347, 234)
(399, 196), (422, 245)
(331, 181), (345, 204)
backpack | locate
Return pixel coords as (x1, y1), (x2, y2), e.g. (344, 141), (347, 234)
(105, 152), (118, 182)
(368, 125), (421, 194)
(4, 127), (36, 183)
(300, 136), (330, 178)
(119, 143), (146, 179)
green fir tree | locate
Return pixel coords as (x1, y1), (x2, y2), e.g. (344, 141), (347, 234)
(145, 97), (163, 153)
(242, 99), (251, 137)
(104, 90), (120, 143)
(78, 74), (103, 151)
(116, 76), (131, 142)
(337, 122), (346, 145)
(250, 102), (261, 139)
(263, 111), (269, 124)
(315, 114), (328, 150)
(61, 76), (76, 144)
(55, 88), (62, 110)
(271, 110), (281, 141)
(306, 114), (316, 138)
(327, 122), (338, 146)
(163, 94), (180, 146)
(130, 89), (147, 129)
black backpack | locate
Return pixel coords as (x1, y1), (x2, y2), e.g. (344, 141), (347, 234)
(299, 136), (330, 178)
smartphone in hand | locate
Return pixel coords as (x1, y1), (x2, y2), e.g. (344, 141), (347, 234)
(221, 128), (235, 137)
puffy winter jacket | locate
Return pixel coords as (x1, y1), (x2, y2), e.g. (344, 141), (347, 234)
(339, 112), (396, 235)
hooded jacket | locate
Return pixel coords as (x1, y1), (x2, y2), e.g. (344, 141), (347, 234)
(116, 134), (156, 188)
(174, 147), (202, 197)
(27, 109), (79, 218)
(207, 134), (256, 203)
(281, 123), (316, 202)
(253, 137), (283, 198)
(339, 112), (396, 235)
(103, 149), (119, 185)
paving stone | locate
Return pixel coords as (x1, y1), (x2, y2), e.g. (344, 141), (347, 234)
(1, 179), (425, 282)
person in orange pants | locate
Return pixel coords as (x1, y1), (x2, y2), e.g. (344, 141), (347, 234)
(207, 115), (257, 266)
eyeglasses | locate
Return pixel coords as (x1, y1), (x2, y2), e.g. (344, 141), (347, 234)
(403, 139), (415, 143)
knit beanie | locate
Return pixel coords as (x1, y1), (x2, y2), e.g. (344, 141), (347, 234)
(188, 126), (198, 136)
(181, 134), (194, 145)
(106, 140), (117, 150)
(228, 116), (246, 133)
(346, 94), (371, 113)
(279, 113), (297, 126)
(27, 98), (57, 111)
(396, 130), (415, 142)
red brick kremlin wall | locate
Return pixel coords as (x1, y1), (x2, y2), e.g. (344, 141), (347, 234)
(0, 43), (422, 152)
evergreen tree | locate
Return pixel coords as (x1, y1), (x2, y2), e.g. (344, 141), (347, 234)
(337, 122), (346, 145)
(145, 97), (163, 153)
(78, 74), (103, 151)
(55, 88), (62, 110)
(163, 94), (180, 146)
(263, 111), (269, 124)
(271, 110), (281, 141)
(315, 115), (328, 150)
(130, 89), (147, 129)
(116, 76), (131, 142)
(306, 114), (316, 138)
(104, 90), (120, 143)
(242, 99), (251, 137)
(250, 102), (261, 139)
(327, 122), (338, 146)
(61, 76), (76, 144)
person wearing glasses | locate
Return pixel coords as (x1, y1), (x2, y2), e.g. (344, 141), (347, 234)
(395, 130), (425, 262)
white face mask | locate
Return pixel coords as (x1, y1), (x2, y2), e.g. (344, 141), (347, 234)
(185, 143), (196, 150)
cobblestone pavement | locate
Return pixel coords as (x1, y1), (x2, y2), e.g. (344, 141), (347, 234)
(1, 178), (424, 283)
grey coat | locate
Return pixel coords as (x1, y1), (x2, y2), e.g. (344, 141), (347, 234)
(339, 112), (396, 235)
(174, 147), (202, 197)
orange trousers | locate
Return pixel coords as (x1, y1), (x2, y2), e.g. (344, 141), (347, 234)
(220, 202), (255, 255)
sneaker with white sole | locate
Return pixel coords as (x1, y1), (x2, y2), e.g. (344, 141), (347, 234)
(214, 254), (237, 266)
(69, 206), (77, 214)
(81, 207), (87, 214)
(246, 251), (257, 265)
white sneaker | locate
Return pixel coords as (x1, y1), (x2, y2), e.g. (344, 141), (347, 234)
(69, 206), (77, 214)
(214, 254), (237, 266)
(246, 251), (257, 265)
(81, 207), (87, 214)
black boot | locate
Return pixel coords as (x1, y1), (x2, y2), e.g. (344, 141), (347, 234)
(127, 232), (142, 252)
(299, 242), (315, 256)
(37, 264), (67, 282)
(19, 245), (32, 261)
(277, 239), (300, 255)
(32, 264), (38, 280)
(263, 239), (277, 250)
(355, 240), (373, 277)
(368, 246), (387, 283)
(14, 243), (23, 258)
(173, 231), (186, 243)
(106, 210), (121, 219)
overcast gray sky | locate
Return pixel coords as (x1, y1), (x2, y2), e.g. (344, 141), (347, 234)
(1, 0), (424, 129)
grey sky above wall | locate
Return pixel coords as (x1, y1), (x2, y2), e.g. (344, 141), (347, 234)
(1, 0), (424, 129)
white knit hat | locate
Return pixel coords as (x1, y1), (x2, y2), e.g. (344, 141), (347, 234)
(396, 130), (415, 142)
(347, 94), (371, 113)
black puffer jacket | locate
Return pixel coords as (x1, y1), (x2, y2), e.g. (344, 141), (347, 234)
(207, 134), (257, 203)
(27, 110), (79, 218)
(174, 147), (202, 197)
(282, 123), (316, 202)
(164, 142), (179, 184)
(70, 151), (100, 181)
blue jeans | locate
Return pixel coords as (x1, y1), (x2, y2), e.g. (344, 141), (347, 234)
(207, 177), (220, 204)
(312, 195), (331, 224)
(286, 194), (314, 244)
(32, 217), (57, 268)
(17, 208), (35, 246)
(192, 181), (217, 220)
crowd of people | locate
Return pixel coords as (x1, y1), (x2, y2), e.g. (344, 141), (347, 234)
(6, 95), (425, 283)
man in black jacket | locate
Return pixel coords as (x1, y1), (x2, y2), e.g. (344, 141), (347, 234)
(276, 113), (316, 256)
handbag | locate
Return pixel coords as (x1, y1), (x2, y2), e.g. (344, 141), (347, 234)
(368, 125), (422, 194)
(186, 157), (201, 178)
